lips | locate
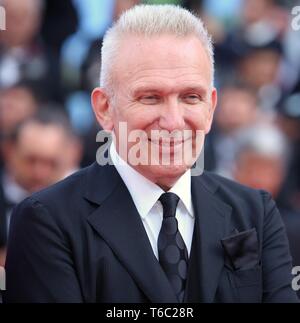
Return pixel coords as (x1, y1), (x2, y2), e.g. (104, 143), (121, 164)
(148, 138), (193, 148)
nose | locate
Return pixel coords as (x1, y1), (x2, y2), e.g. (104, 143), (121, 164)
(158, 98), (185, 132)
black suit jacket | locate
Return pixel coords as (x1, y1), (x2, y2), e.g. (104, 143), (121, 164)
(3, 163), (299, 303)
(0, 171), (8, 249)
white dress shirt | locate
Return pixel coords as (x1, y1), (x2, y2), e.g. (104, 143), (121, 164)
(110, 142), (195, 259)
(3, 172), (29, 235)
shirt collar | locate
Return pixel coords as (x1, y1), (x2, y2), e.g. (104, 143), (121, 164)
(169, 168), (193, 218)
(110, 141), (194, 219)
(3, 171), (29, 204)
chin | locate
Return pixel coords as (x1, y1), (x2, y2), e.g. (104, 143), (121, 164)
(138, 164), (189, 186)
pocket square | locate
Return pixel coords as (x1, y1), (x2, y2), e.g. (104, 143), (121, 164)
(221, 228), (259, 271)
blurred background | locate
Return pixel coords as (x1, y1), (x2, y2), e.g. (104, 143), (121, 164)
(0, 0), (299, 287)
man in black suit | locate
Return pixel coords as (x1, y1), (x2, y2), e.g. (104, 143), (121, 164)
(4, 5), (299, 303)
(0, 110), (77, 266)
(0, 171), (7, 252)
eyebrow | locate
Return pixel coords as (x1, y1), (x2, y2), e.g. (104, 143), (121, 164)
(132, 84), (208, 97)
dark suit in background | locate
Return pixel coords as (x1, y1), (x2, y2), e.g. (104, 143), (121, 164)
(0, 171), (8, 249)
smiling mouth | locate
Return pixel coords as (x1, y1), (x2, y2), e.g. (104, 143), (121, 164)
(148, 138), (192, 145)
(147, 139), (193, 154)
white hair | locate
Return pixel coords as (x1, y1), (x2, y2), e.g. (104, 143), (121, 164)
(100, 4), (214, 93)
(236, 123), (290, 162)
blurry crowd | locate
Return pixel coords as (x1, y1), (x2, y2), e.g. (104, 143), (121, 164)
(0, 0), (300, 283)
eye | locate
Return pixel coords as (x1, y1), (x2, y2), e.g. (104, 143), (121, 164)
(139, 95), (161, 105)
(181, 94), (202, 104)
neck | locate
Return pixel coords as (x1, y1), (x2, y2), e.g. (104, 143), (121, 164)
(155, 179), (178, 192)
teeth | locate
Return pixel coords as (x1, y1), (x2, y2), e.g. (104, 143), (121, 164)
(149, 138), (192, 146)
(150, 140), (183, 146)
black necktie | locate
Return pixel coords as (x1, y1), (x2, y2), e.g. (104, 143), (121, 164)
(157, 192), (188, 302)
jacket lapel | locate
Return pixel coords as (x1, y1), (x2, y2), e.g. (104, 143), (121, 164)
(84, 163), (178, 303)
(190, 174), (232, 302)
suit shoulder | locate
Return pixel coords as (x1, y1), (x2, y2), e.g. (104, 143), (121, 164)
(197, 172), (279, 230)
(201, 171), (260, 194)
(199, 171), (271, 209)
(9, 165), (100, 249)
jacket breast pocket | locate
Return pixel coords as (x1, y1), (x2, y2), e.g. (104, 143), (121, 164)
(228, 265), (263, 303)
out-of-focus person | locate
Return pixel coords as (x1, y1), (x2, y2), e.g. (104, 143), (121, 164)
(0, 82), (39, 138)
(233, 123), (300, 298)
(234, 123), (289, 200)
(276, 92), (300, 211)
(205, 83), (260, 176)
(60, 129), (83, 179)
(214, 84), (259, 133)
(214, 0), (289, 112)
(0, 109), (79, 266)
(0, 0), (60, 101)
(40, 0), (78, 56)
(0, 82), (39, 266)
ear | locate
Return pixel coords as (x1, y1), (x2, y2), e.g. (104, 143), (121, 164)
(91, 87), (114, 131)
(205, 87), (218, 134)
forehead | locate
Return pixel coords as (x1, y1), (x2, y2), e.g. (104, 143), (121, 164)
(112, 34), (212, 89)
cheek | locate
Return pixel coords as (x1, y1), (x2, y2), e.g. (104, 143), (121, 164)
(185, 108), (211, 132)
(116, 107), (158, 132)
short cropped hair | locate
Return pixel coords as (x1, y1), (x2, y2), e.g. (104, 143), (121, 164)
(100, 4), (214, 92)
(10, 108), (74, 144)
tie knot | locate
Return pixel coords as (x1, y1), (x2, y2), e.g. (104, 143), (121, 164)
(159, 192), (180, 218)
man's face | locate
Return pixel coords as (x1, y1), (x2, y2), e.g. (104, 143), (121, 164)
(9, 123), (67, 193)
(216, 88), (257, 133)
(234, 151), (284, 198)
(239, 50), (281, 90)
(1, 0), (41, 47)
(0, 87), (37, 135)
(93, 35), (217, 189)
